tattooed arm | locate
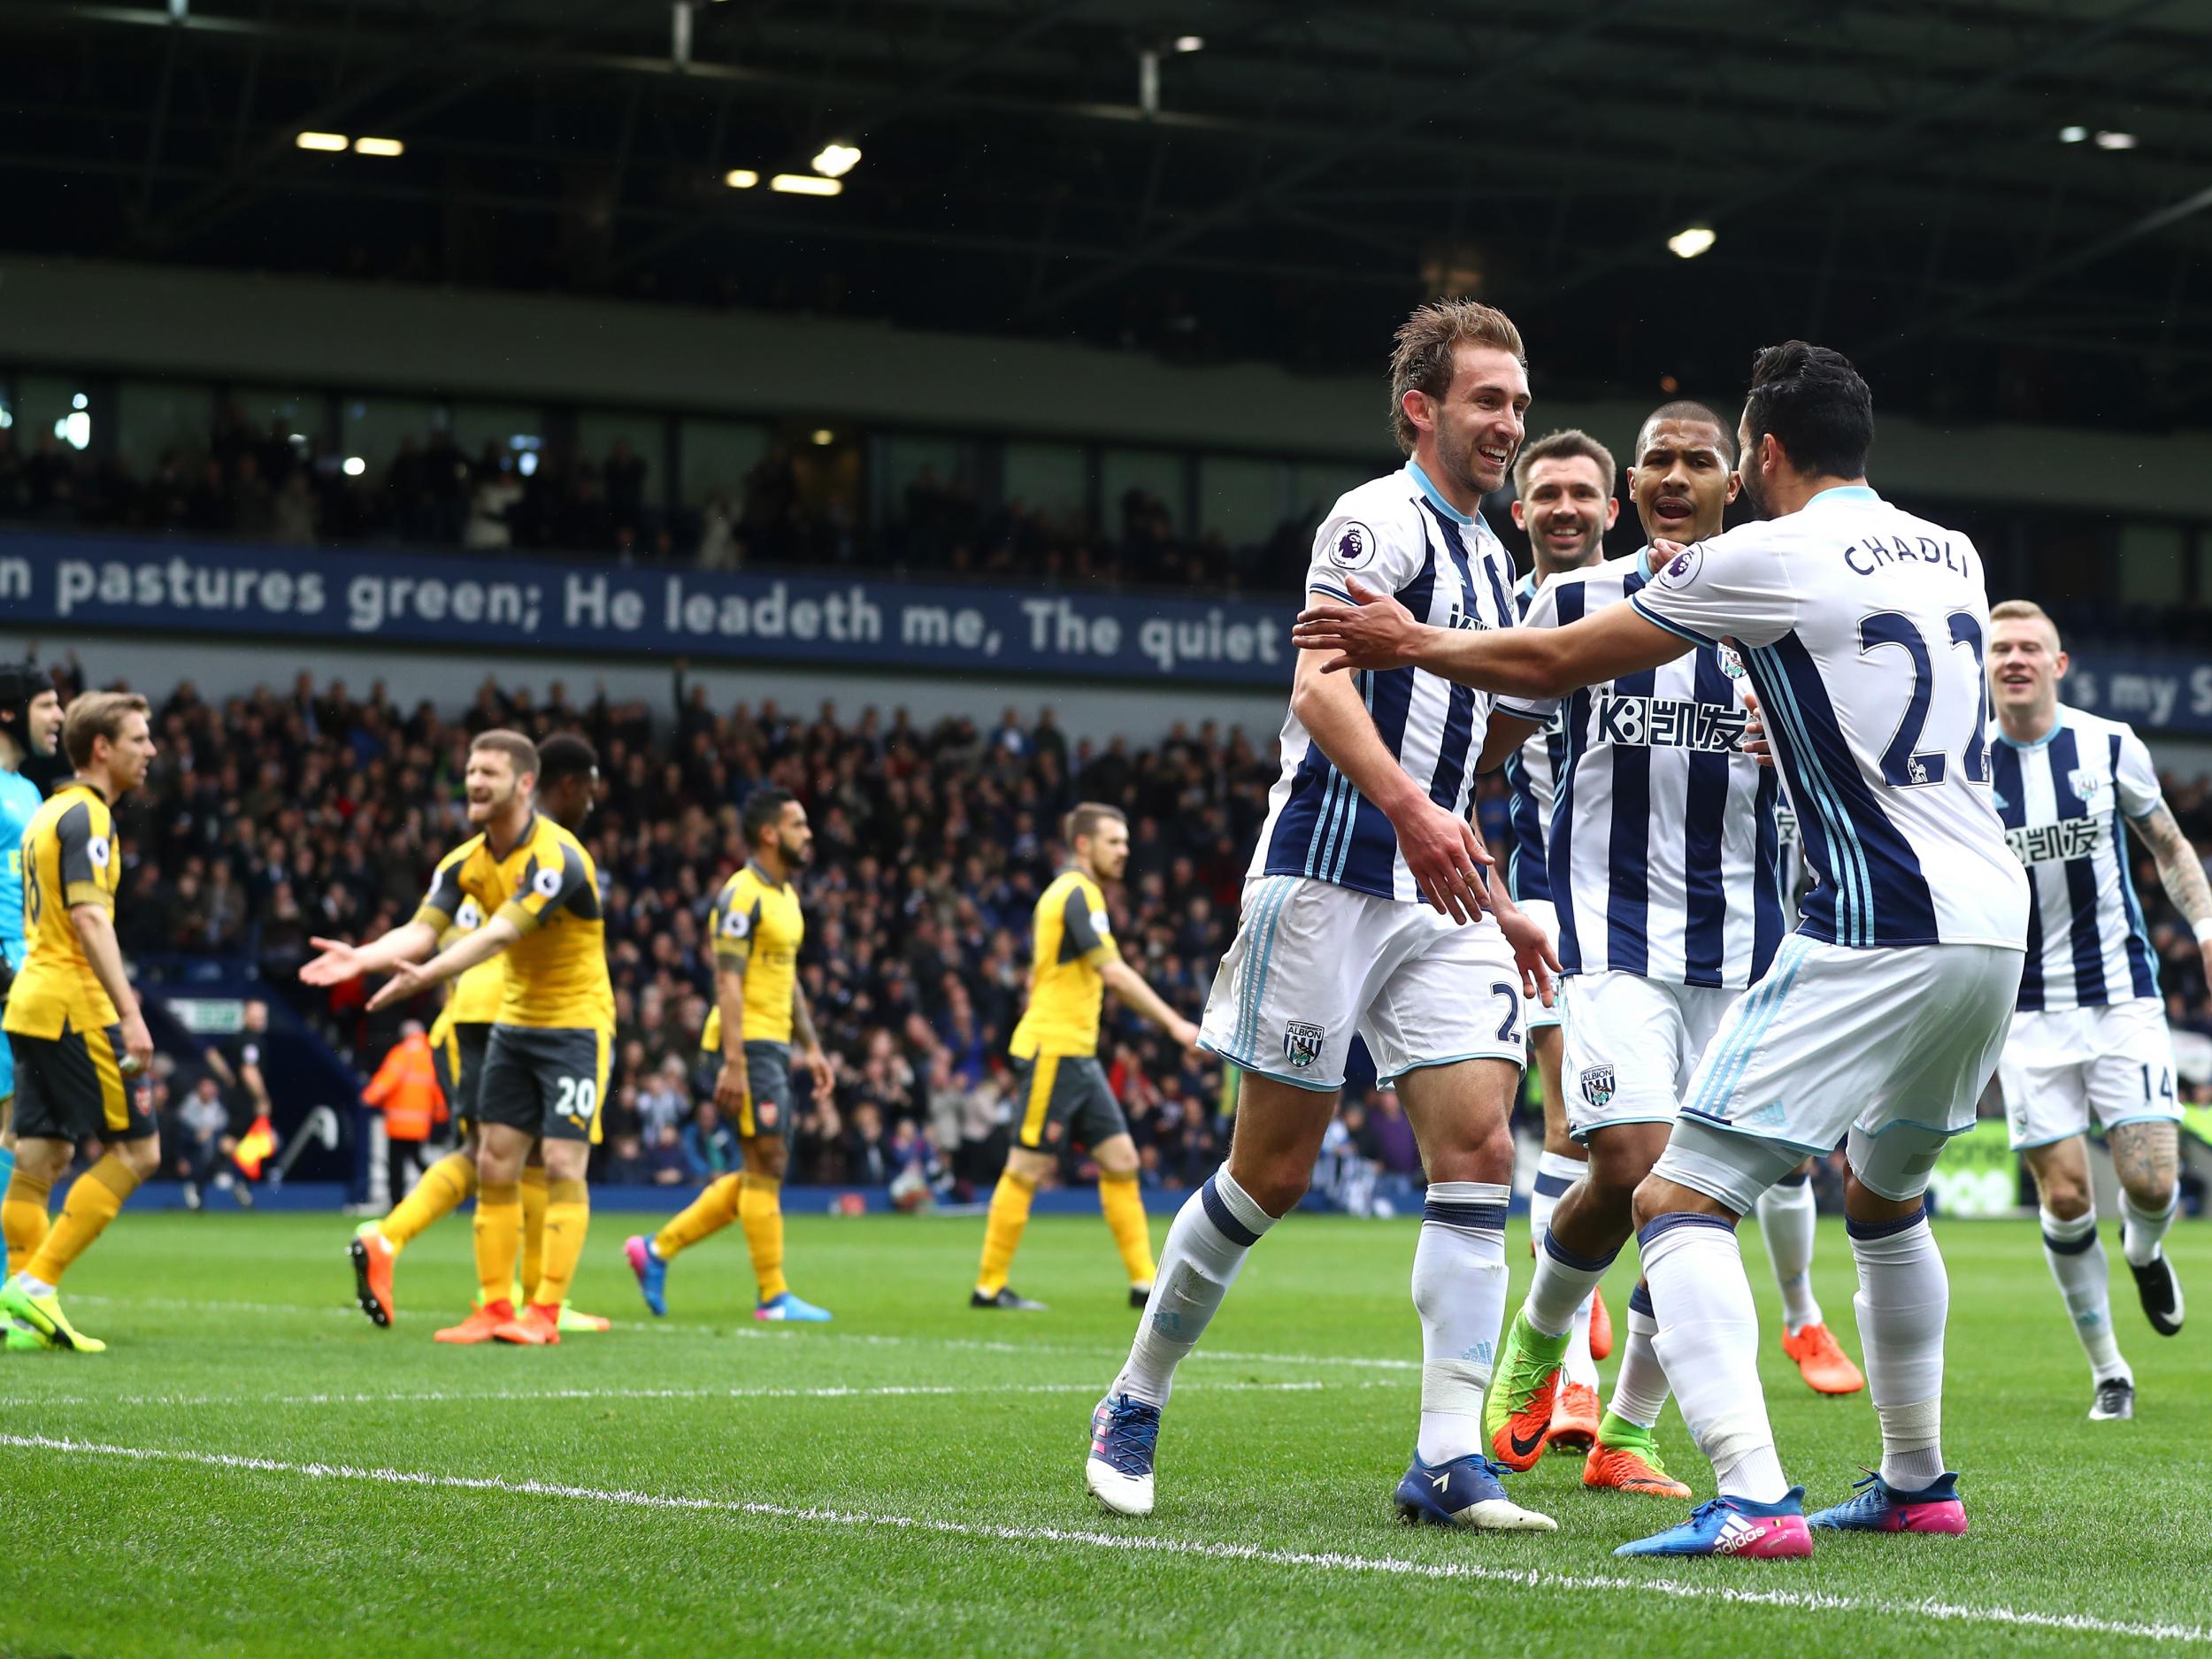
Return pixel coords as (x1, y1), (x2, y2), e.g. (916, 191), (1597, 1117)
(2127, 803), (2212, 945)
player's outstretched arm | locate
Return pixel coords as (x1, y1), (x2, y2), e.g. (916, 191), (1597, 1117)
(2128, 803), (2212, 969)
(1290, 648), (1494, 923)
(300, 919), (440, 987)
(1098, 956), (1198, 1054)
(365, 914), (520, 1012)
(1294, 576), (1686, 700)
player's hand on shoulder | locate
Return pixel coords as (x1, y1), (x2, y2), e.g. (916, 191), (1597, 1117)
(1293, 577), (1422, 672)
(1392, 797), (1493, 926)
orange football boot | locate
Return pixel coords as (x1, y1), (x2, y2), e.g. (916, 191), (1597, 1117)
(1588, 1285), (1614, 1362)
(1781, 1321), (1865, 1394)
(495, 1303), (561, 1346)
(1584, 1436), (1693, 1499)
(1546, 1381), (1601, 1453)
(434, 1300), (515, 1344)
(349, 1225), (396, 1328)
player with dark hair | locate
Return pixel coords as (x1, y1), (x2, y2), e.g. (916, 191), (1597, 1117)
(307, 728), (615, 1346)
(626, 785), (837, 1322)
(344, 733), (611, 1333)
(971, 802), (1198, 1312)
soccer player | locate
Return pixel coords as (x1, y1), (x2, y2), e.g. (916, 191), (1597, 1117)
(1502, 433), (1618, 1411)
(345, 735), (610, 1333)
(0, 693), (159, 1352)
(305, 729), (614, 1346)
(1084, 299), (1560, 1530)
(969, 802), (1199, 1313)
(1986, 599), (2198, 1420)
(624, 787), (837, 1324)
(0, 661), (65, 1201)
(1297, 342), (2026, 1557)
(1481, 405), (1863, 1501)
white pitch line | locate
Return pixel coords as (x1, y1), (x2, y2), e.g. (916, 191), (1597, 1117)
(0, 1432), (2202, 1645)
(0, 1379), (1360, 1410)
(731, 1326), (1419, 1371)
(67, 1293), (1417, 1370)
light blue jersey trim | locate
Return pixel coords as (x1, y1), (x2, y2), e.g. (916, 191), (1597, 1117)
(1405, 460), (1474, 526)
(1198, 1041), (1343, 1094)
(1379, 1047), (1526, 1086)
(1807, 485), (1880, 506)
(1627, 593), (1721, 649)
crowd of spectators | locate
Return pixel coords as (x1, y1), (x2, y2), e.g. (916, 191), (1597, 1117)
(0, 402), (1332, 596)
(17, 655), (2212, 1202)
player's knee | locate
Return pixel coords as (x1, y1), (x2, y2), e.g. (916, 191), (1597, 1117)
(2123, 1169), (2176, 1212)
(114, 1134), (162, 1179)
(2032, 1170), (2092, 1219)
(1233, 1155), (1310, 1219)
(750, 1138), (789, 1180)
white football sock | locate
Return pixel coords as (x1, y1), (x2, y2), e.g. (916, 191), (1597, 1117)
(1755, 1174), (1823, 1333)
(1524, 1231), (1615, 1339)
(1113, 1170), (1273, 1408)
(1605, 1280), (1671, 1431)
(1412, 1180), (1510, 1465)
(1529, 1149), (1581, 1251)
(2040, 1206), (2127, 1383)
(1640, 1212), (1787, 1503)
(1848, 1206), (1948, 1490)
(1563, 1291), (1600, 1389)
(2121, 1189), (2178, 1269)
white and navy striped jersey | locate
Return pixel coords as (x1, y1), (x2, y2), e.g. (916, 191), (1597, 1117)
(1631, 486), (2028, 951)
(1255, 461), (1522, 902)
(1499, 550), (1786, 988)
(1502, 576), (1568, 905)
(1989, 704), (2162, 1011)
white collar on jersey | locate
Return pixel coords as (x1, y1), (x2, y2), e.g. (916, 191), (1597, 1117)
(1404, 459), (1476, 526)
(1805, 484), (1880, 507)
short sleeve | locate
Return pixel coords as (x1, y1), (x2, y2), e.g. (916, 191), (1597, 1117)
(411, 847), (470, 933)
(1495, 579), (1564, 725)
(2115, 727), (2164, 821)
(1305, 503), (1428, 606)
(56, 801), (113, 910)
(1627, 529), (1800, 650)
(499, 840), (590, 934)
(712, 879), (760, 963)
(1060, 883), (1113, 964)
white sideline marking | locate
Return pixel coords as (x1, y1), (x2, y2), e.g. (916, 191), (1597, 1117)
(69, 1294), (1417, 1370)
(0, 1432), (2203, 1645)
(0, 1379), (1359, 1410)
(732, 1327), (1419, 1371)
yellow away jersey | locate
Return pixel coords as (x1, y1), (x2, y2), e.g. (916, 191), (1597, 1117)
(441, 895), (507, 1025)
(1009, 868), (1115, 1059)
(4, 782), (123, 1039)
(702, 861), (803, 1052)
(412, 814), (612, 1032)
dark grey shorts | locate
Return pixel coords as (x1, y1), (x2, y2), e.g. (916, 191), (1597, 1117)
(1011, 1053), (1125, 1152)
(477, 1025), (610, 1144)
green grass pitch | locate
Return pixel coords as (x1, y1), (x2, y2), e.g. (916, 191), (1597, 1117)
(1, 1208), (2206, 1657)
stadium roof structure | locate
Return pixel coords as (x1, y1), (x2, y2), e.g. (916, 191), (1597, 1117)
(9, 0), (2212, 426)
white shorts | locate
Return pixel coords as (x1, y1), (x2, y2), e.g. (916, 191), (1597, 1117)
(1521, 900), (1562, 1033)
(1997, 998), (2181, 1151)
(1654, 937), (2023, 1213)
(1200, 874), (1526, 1091)
(1561, 972), (1736, 1141)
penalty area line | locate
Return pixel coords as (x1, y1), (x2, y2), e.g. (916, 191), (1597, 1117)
(0, 1378), (1367, 1410)
(0, 1432), (2202, 1644)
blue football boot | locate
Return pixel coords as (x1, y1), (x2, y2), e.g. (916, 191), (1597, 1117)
(1394, 1452), (1555, 1532)
(1616, 1489), (1813, 1558)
